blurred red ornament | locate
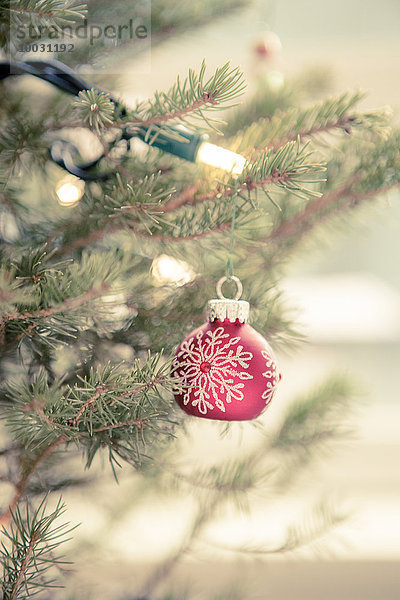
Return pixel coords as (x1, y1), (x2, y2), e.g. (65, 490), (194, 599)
(173, 277), (281, 421)
(253, 31), (282, 59)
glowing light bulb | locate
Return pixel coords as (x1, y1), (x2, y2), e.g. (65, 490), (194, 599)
(56, 176), (85, 206)
(265, 70), (285, 91)
(152, 255), (195, 287)
(196, 142), (247, 175)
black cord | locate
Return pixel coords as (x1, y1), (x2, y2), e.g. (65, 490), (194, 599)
(0, 59), (129, 180)
(0, 59), (94, 95)
(1, 59), (205, 178)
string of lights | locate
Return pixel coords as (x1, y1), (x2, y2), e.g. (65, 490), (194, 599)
(0, 59), (247, 184)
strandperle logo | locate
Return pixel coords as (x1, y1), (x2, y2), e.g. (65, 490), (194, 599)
(15, 18), (149, 46)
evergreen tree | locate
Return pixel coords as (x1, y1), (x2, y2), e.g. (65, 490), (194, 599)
(0, 1), (399, 598)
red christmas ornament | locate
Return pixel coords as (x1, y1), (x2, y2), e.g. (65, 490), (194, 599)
(173, 277), (281, 421)
(253, 31), (282, 60)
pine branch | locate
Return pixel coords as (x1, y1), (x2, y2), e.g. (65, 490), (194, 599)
(0, 283), (109, 341)
(73, 89), (115, 133)
(3, 355), (176, 474)
(91, 418), (147, 433)
(268, 375), (356, 488)
(239, 139), (324, 198)
(161, 184), (199, 212)
(243, 129), (400, 257)
(145, 220), (233, 243)
(267, 173), (362, 247)
(140, 497), (220, 598)
(7, 533), (37, 600)
(0, 438), (65, 528)
(0, 367), (166, 526)
(164, 457), (263, 503)
(8, 0), (87, 27)
(232, 92), (390, 153)
(206, 500), (347, 557)
(124, 60), (246, 132)
(66, 61), (246, 137)
(67, 372), (166, 430)
(0, 267), (38, 317)
(53, 225), (120, 256)
(0, 116), (48, 175)
(1, 248), (138, 348)
(223, 67), (334, 136)
(0, 285), (110, 350)
(162, 138), (324, 214)
(0, 181), (29, 219)
(48, 174), (175, 256)
(146, 141), (324, 241)
(0, 497), (75, 599)
(133, 93), (218, 128)
(275, 501), (348, 554)
(267, 177), (399, 252)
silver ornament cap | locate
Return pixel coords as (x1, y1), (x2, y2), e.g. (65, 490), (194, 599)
(207, 276), (249, 323)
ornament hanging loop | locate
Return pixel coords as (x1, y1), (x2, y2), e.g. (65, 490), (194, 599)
(216, 275), (243, 301)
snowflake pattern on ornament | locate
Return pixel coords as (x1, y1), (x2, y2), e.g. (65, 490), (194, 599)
(173, 326), (254, 415)
(261, 350), (280, 406)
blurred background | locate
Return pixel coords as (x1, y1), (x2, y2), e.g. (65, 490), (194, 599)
(4, 0), (400, 598)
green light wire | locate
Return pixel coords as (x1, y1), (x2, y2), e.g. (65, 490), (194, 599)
(225, 193), (238, 280)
